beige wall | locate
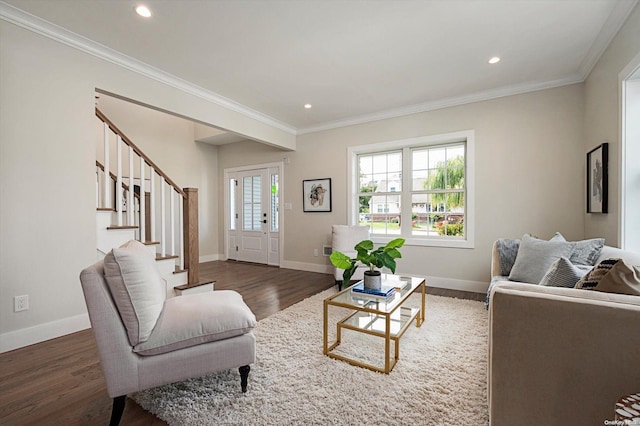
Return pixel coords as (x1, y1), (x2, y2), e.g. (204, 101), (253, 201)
(0, 20), (291, 350)
(584, 4), (640, 244)
(96, 95), (219, 259)
(218, 84), (586, 286)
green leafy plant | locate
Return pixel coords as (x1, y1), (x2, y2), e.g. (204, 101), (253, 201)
(437, 222), (464, 236)
(330, 238), (405, 286)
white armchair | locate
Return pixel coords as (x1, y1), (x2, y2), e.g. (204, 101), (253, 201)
(80, 240), (256, 425)
(331, 225), (370, 289)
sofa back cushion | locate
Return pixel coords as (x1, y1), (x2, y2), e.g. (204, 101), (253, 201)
(104, 240), (166, 346)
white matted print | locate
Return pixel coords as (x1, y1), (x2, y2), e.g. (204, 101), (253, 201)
(303, 178), (332, 212)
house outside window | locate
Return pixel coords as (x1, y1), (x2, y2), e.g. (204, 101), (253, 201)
(348, 130), (475, 248)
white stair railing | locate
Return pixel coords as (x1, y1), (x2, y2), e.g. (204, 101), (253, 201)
(95, 108), (194, 279)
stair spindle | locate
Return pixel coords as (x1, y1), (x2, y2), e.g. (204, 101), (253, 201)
(140, 157), (145, 242)
(161, 178), (166, 257)
(116, 135), (123, 226)
(150, 167), (156, 243)
(170, 189), (175, 256)
(128, 146), (134, 227)
(103, 123), (110, 209)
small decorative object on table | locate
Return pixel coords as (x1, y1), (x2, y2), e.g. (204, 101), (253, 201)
(330, 238), (405, 290)
(351, 281), (396, 302)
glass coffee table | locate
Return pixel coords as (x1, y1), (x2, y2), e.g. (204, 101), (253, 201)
(323, 274), (425, 374)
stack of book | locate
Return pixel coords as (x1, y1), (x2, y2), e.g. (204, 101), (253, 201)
(351, 281), (396, 302)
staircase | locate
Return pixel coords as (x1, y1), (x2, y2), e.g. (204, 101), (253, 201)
(95, 108), (202, 297)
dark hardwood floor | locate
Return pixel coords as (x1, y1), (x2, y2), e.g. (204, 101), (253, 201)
(0, 261), (483, 425)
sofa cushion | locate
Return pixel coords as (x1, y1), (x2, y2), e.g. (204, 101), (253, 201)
(508, 235), (575, 284)
(575, 258), (620, 290)
(589, 260), (640, 296)
(552, 233), (605, 266)
(103, 240), (166, 346)
(134, 290), (257, 356)
(539, 257), (592, 288)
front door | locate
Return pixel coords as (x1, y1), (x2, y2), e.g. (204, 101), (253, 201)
(227, 167), (280, 265)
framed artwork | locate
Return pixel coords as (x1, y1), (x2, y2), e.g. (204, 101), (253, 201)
(586, 143), (608, 214)
(303, 178), (332, 212)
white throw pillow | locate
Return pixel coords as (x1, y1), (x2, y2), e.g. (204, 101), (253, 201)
(508, 234), (575, 284)
(104, 240), (166, 346)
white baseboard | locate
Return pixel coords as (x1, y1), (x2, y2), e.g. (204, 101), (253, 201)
(199, 254), (220, 263)
(277, 262), (487, 293)
(405, 274), (488, 294)
(0, 313), (91, 354)
(280, 260), (333, 274)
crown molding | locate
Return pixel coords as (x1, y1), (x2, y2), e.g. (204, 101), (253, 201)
(578, 0), (639, 80)
(297, 74), (584, 135)
(0, 1), (297, 136)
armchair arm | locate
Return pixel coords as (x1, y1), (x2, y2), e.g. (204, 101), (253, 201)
(80, 262), (139, 397)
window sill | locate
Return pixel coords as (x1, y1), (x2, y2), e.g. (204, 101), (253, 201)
(370, 235), (474, 249)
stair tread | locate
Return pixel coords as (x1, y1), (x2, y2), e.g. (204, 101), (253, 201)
(174, 280), (216, 291)
(107, 225), (138, 230)
(156, 254), (179, 261)
(173, 268), (187, 274)
(142, 241), (161, 245)
(97, 207), (114, 212)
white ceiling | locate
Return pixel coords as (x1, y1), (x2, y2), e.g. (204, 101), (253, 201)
(2, 0), (638, 134)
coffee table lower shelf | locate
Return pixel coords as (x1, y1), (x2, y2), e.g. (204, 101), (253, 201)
(324, 306), (420, 374)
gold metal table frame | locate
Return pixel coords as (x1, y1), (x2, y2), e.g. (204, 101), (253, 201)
(323, 275), (426, 374)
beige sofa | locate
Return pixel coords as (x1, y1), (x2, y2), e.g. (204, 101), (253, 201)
(488, 244), (640, 426)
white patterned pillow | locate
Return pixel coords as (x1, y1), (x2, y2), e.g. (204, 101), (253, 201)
(539, 257), (592, 288)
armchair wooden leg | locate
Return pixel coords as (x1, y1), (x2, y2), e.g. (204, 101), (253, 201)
(109, 395), (126, 426)
(239, 365), (250, 393)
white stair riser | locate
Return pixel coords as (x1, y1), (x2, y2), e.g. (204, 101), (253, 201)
(96, 211), (187, 299)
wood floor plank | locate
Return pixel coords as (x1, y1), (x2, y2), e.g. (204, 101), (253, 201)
(0, 260), (484, 424)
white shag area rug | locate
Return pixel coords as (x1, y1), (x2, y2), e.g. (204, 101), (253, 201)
(132, 289), (489, 425)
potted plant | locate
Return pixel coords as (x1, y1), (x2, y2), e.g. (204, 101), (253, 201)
(330, 238), (405, 290)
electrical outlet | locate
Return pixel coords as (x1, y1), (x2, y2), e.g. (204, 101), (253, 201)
(14, 295), (29, 312)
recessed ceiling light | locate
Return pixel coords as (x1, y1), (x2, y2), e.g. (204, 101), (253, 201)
(488, 56), (501, 64)
(304, 104), (312, 109)
(135, 5), (152, 18)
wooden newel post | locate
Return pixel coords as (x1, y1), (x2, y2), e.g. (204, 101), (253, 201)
(183, 188), (199, 285)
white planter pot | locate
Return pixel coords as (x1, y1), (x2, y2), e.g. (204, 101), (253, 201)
(363, 270), (382, 290)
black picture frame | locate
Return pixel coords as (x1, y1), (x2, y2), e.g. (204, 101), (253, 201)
(303, 178), (332, 212)
(586, 143), (608, 214)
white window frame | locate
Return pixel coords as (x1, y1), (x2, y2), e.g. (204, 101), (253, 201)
(347, 130), (475, 249)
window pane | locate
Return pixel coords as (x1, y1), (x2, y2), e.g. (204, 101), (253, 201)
(271, 174), (278, 232)
(412, 194), (439, 236)
(229, 179), (236, 231)
(243, 175), (262, 231)
(360, 151), (402, 193)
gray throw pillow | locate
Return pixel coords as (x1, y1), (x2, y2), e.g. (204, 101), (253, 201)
(552, 232), (605, 266)
(508, 234), (575, 284)
(496, 238), (520, 276)
(539, 257), (592, 288)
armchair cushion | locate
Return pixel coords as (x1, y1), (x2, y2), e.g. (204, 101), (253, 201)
(134, 290), (257, 356)
(103, 240), (166, 346)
